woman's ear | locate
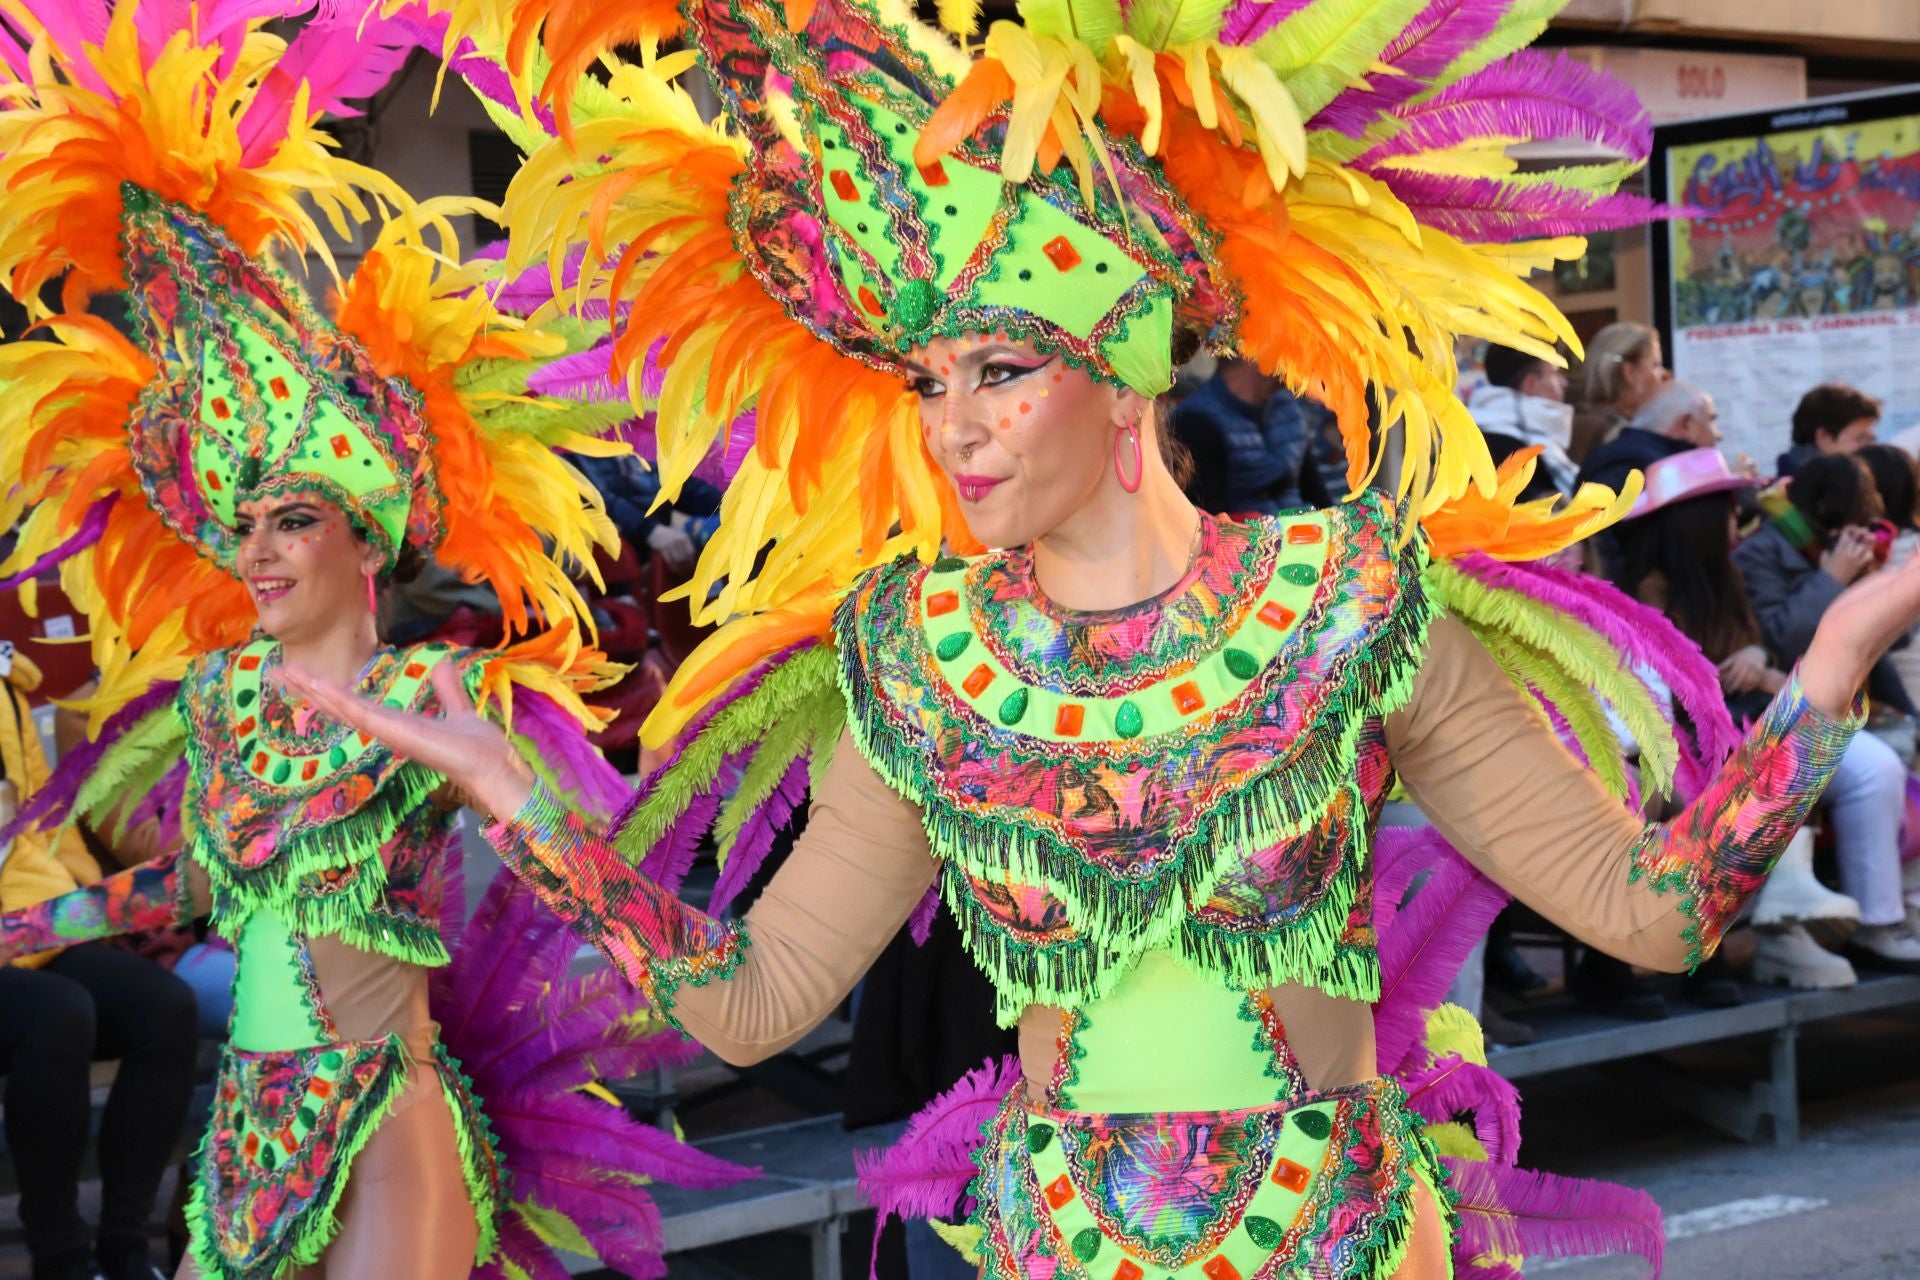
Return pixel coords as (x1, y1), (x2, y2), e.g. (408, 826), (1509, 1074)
(1111, 386), (1149, 432)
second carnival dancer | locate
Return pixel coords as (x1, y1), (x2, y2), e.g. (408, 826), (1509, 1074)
(289, 0), (1920, 1276)
(0, 5), (749, 1278)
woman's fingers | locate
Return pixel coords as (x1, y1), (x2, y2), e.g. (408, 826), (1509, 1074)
(277, 666), (446, 764)
(429, 660), (475, 723)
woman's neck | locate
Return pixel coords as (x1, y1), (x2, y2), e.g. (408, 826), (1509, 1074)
(1029, 452), (1201, 612)
(276, 616), (381, 688)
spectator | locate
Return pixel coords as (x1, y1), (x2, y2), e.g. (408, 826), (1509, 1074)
(1466, 344), (1575, 498)
(1777, 382), (1881, 476)
(1172, 359), (1331, 516)
(1576, 380), (1720, 498)
(1570, 322), (1669, 462)
(1735, 454), (1920, 971)
(1613, 449), (1859, 989)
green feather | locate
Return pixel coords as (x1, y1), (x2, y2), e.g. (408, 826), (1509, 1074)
(1021, 0), (1125, 53)
(1504, 158), (1644, 197)
(70, 707), (185, 837)
(1125, 0), (1235, 52)
(1251, 0), (1426, 120)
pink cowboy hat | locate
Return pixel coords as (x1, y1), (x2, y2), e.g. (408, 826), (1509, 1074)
(1627, 448), (1752, 518)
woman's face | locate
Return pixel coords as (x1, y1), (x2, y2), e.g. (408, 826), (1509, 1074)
(1617, 336), (1669, 413)
(233, 496), (379, 645)
(906, 333), (1142, 549)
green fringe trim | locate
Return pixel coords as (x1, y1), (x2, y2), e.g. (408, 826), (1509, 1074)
(435, 1044), (508, 1267)
(834, 504), (1433, 1021)
(184, 1037), (413, 1280)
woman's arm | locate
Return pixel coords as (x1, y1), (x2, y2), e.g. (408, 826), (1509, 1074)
(0, 850), (205, 963)
(485, 732), (937, 1064)
(1387, 617), (1857, 971)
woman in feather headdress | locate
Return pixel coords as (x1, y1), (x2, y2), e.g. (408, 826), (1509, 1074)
(196, 1), (1920, 1278)
(0, 5), (752, 1277)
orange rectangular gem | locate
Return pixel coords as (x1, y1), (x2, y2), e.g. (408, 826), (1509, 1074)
(829, 170), (859, 201)
(239, 654), (262, 671)
(252, 751), (269, 775)
(243, 1132), (259, 1158)
(235, 718), (256, 738)
(1044, 1174), (1076, 1210)
(309, 1078), (332, 1099)
(1113, 1264), (1144, 1280)
(926, 590), (959, 618)
(1054, 703), (1084, 736)
(962, 664), (994, 698)
(205, 469), (222, 492)
(269, 376), (290, 400)
(281, 1130), (299, 1154)
(1171, 681), (1205, 715)
(211, 397), (231, 420)
(302, 759), (318, 781)
(330, 434), (352, 459)
(918, 160), (949, 187)
(1286, 523), (1323, 545)
(1202, 1259), (1241, 1280)
(1271, 1157), (1310, 1193)
(1258, 601), (1297, 631)
(1042, 235), (1082, 272)
(405, 662), (426, 679)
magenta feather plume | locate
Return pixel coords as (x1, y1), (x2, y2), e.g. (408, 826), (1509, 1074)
(526, 341), (627, 402)
(710, 754), (812, 914)
(1309, 0), (1509, 135)
(509, 688), (633, 822)
(1459, 555), (1739, 774)
(7, 0), (109, 91)
(0, 681), (179, 848)
(1374, 838), (1510, 1073)
(237, 5), (437, 164)
(0, 497), (116, 591)
(1370, 824), (1457, 935)
(638, 786), (726, 889)
(480, 1215), (576, 1280)
(909, 884), (941, 946)
(1362, 49), (1651, 166)
(1396, 1053), (1522, 1164)
(448, 36), (561, 137)
(855, 1055), (1020, 1222)
(1366, 168), (1665, 242)
(1443, 1158), (1665, 1276)
(1218, 0), (1315, 48)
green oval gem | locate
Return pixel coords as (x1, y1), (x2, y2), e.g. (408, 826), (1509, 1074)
(1025, 1122), (1054, 1154)
(297, 1106), (317, 1130)
(260, 1145), (277, 1171)
(998, 687), (1030, 726)
(934, 556), (968, 573)
(1291, 1108), (1331, 1140)
(1071, 1228), (1102, 1264)
(1277, 505), (1312, 517)
(328, 744), (347, 768)
(270, 758), (291, 784)
(1114, 701), (1144, 740)
(320, 1051), (343, 1070)
(1223, 648), (1260, 681)
(1280, 562), (1320, 588)
(894, 277), (939, 334)
(1245, 1215), (1284, 1249)
(236, 688), (257, 708)
(936, 632), (972, 662)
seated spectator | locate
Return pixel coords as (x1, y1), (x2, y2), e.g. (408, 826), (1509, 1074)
(1570, 321), (1669, 463)
(1613, 449), (1859, 989)
(1466, 344), (1575, 499)
(1776, 382), (1880, 476)
(2, 660), (198, 1280)
(1172, 359), (1331, 517)
(1576, 379), (1720, 498)
(1735, 453), (1920, 971)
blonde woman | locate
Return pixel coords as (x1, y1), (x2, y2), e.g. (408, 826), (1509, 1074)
(1571, 322), (1671, 462)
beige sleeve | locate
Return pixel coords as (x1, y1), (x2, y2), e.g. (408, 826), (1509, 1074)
(1385, 615), (1694, 971)
(669, 731), (940, 1065)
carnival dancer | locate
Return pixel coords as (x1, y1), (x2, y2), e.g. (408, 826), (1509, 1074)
(0, 5), (747, 1277)
(273, 0), (1920, 1276)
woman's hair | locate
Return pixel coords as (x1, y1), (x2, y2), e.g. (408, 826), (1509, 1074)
(1790, 453), (1878, 535)
(1612, 492), (1756, 660)
(1578, 322), (1658, 408)
(1858, 444), (1917, 529)
(1152, 398), (1195, 489)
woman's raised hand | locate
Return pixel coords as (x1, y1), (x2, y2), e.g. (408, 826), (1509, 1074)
(276, 661), (535, 821)
(1803, 545), (1920, 719)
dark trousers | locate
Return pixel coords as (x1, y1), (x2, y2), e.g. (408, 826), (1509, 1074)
(0, 943), (199, 1274)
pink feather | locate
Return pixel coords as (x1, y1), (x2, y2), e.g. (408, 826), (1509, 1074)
(854, 1055), (1021, 1222)
(1218, 0), (1315, 48)
(1361, 50), (1651, 166)
(509, 688), (633, 822)
(1443, 1158), (1665, 1276)
(1396, 1053), (1522, 1164)
(638, 788), (725, 889)
(1373, 839), (1510, 1074)
(709, 754), (811, 914)
(237, 6), (437, 164)
(1371, 824), (1456, 935)
(908, 883), (941, 946)
(1, 495), (117, 590)
(1364, 169), (1667, 241)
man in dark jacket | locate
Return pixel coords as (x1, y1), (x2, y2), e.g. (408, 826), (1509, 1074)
(1575, 380), (1718, 495)
(1174, 359), (1331, 515)
(1774, 382), (1881, 477)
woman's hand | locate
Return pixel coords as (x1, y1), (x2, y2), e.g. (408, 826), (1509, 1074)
(276, 662), (535, 822)
(1718, 645), (1769, 694)
(1760, 667), (1790, 696)
(1820, 525), (1878, 586)
(1802, 545), (1920, 718)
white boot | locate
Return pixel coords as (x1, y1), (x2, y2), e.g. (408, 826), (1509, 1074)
(1847, 922), (1920, 974)
(1751, 924), (1857, 990)
(1751, 828), (1861, 926)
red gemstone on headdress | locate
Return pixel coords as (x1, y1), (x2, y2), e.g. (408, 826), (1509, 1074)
(280, 1130), (298, 1154)
(330, 434), (352, 459)
(1286, 523), (1323, 545)
(405, 662), (426, 679)
(1271, 1157), (1310, 1193)
(1258, 602), (1296, 631)
(1171, 681), (1205, 715)
(204, 470), (222, 491)
(1054, 704), (1084, 737)
(1042, 236), (1082, 272)
(1044, 1174), (1076, 1210)
(239, 654), (261, 671)
(962, 664), (994, 698)
(309, 1078), (331, 1099)
(235, 718), (256, 738)
(252, 752), (269, 775)
(211, 397), (231, 420)
(302, 760), (318, 781)
(1113, 1263), (1144, 1280)
(1202, 1259), (1241, 1280)
(918, 161), (949, 187)
(829, 170), (859, 201)
(243, 1133), (259, 1159)
(857, 286), (885, 317)
(926, 590), (959, 617)
(269, 376), (290, 400)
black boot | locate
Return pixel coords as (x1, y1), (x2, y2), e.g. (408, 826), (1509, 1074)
(1569, 949), (1668, 1021)
(1681, 948), (1743, 1009)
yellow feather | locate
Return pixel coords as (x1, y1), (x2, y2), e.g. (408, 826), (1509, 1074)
(938, 0), (984, 39)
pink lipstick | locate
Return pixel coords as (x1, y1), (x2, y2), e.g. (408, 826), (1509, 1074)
(954, 474), (1005, 502)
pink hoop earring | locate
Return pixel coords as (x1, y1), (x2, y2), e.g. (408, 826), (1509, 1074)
(365, 569), (379, 616)
(1113, 420), (1144, 493)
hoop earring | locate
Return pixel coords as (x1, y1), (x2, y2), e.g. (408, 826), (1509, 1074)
(1113, 420), (1144, 493)
(365, 569), (379, 617)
